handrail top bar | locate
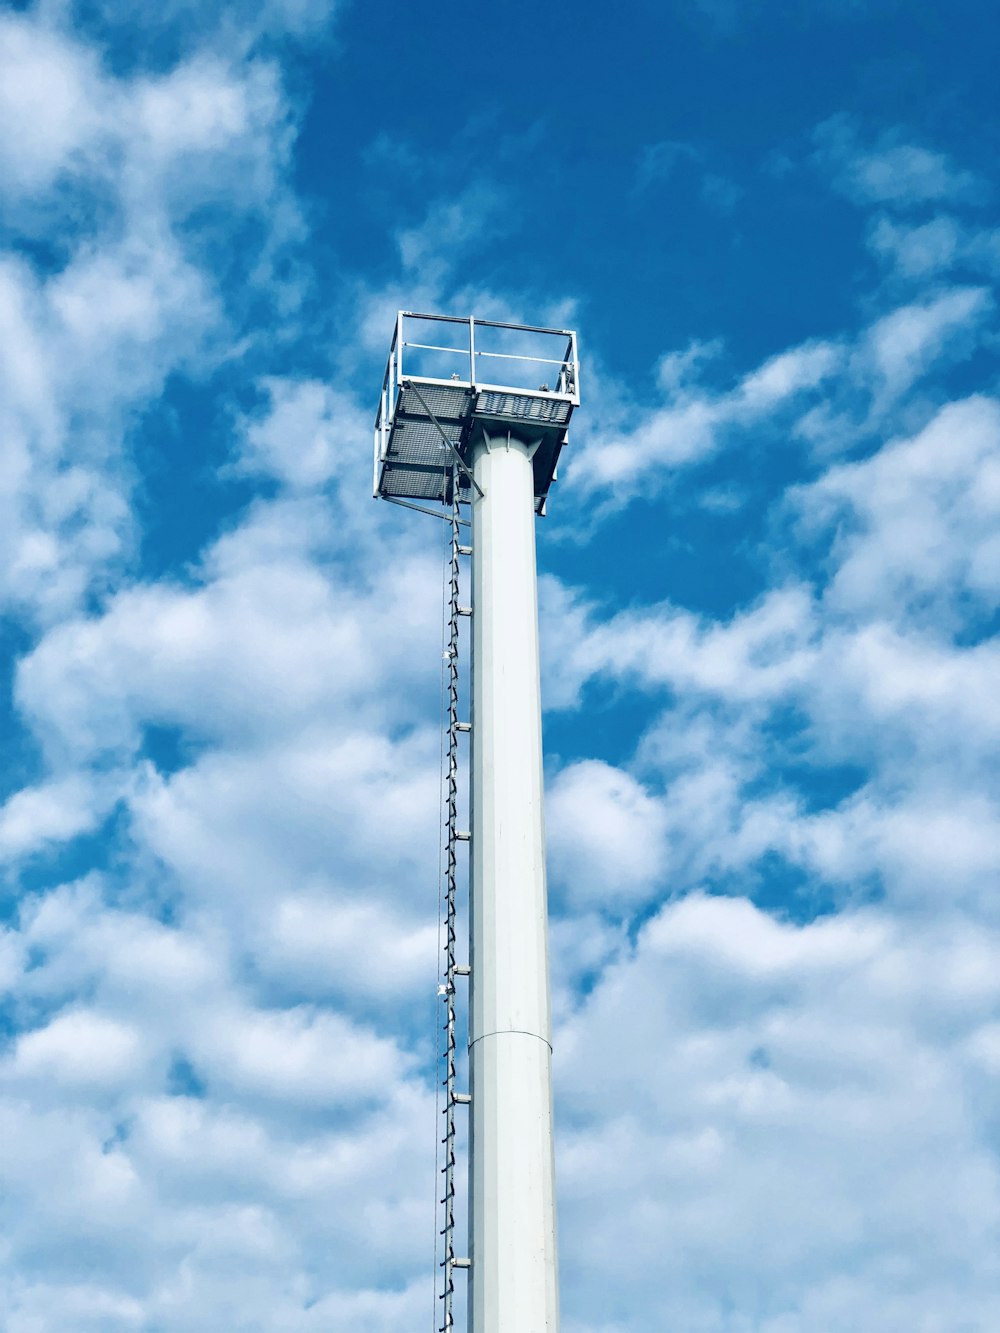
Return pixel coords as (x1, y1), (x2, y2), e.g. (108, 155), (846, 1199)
(399, 310), (575, 338)
(474, 349), (569, 366)
(402, 340), (571, 367)
(396, 374), (575, 398)
(402, 341), (467, 355)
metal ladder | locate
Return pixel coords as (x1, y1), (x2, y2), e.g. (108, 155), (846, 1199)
(439, 481), (472, 1333)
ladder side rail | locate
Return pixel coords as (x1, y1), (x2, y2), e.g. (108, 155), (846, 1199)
(439, 477), (462, 1333)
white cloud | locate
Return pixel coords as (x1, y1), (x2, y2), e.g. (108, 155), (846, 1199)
(700, 171), (743, 213)
(791, 787), (1000, 912)
(15, 509), (443, 761)
(0, 16), (103, 198)
(556, 894), (1000, 1330)
(17, 877), (220, 1007)
(0, 858), (437, 1324)
(128, 729), (439, 913)
(237, 378), (367, 490)
(543, 572), (1000, 908)
(655, 338), (725, 393)
(805, 623), (1000, 800)
(8, 1009), (146, 1091)
(737, 342), (843, 411)
(1, 12), (999, 1331)
(0, 13), (306, 625)
(549, 584), (819, 706)
(566, 343), (844, 496)
(867, 214), (963, 277)
(861, 286), (992, 405)
(567, 271), (994, 503)
(547, 760), (670, 909)
(0, 8), (461, 1331)
(397, 183), (505, 274)
(191, 1004), (410, 1108)
(815, 116), (985, 208)
(868, 213), (1000, 282)
(262, 896), (438, 1004)
(5, 1283), (146, 1333)
(0, 776), (109, 860)
(797, 395), (1000, 620)
(545, 374), (1000, 920)
(0, 1077), (433, 1329)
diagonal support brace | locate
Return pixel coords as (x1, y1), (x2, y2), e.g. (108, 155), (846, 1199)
(402, 379), (485, 498)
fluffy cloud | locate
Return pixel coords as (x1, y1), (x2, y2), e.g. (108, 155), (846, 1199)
(546, 760), (670, 909)
(1, 7), (999, 1331)
(0, 774), (116, 860)
(236, 379), (368, 490)
(0, 870), (435, 1329)
(0, 18), (103, 197)
(0, 10), (304, 625)
(546, 584), (819, 708)
(557, 894), (1000, 1332)
(15, 517), (443, 762)
(544, 371), (1000, 931)
(796, 395), (1000, 621)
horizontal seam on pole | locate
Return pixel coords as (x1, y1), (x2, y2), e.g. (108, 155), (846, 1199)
(468, 1029), (553, 1054)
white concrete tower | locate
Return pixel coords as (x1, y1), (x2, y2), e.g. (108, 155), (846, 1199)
(373, 313), (579, 1333)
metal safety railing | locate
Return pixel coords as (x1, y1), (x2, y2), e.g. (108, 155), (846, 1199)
(392, 311), (578, 395)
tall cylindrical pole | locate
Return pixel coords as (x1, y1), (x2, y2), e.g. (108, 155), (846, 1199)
(468, 429), (559, 1333)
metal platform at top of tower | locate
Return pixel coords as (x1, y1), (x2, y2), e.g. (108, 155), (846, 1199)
(373, 312), (580, 515)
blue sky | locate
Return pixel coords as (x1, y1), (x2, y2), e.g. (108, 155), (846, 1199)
(1, 1), (999, 1329)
